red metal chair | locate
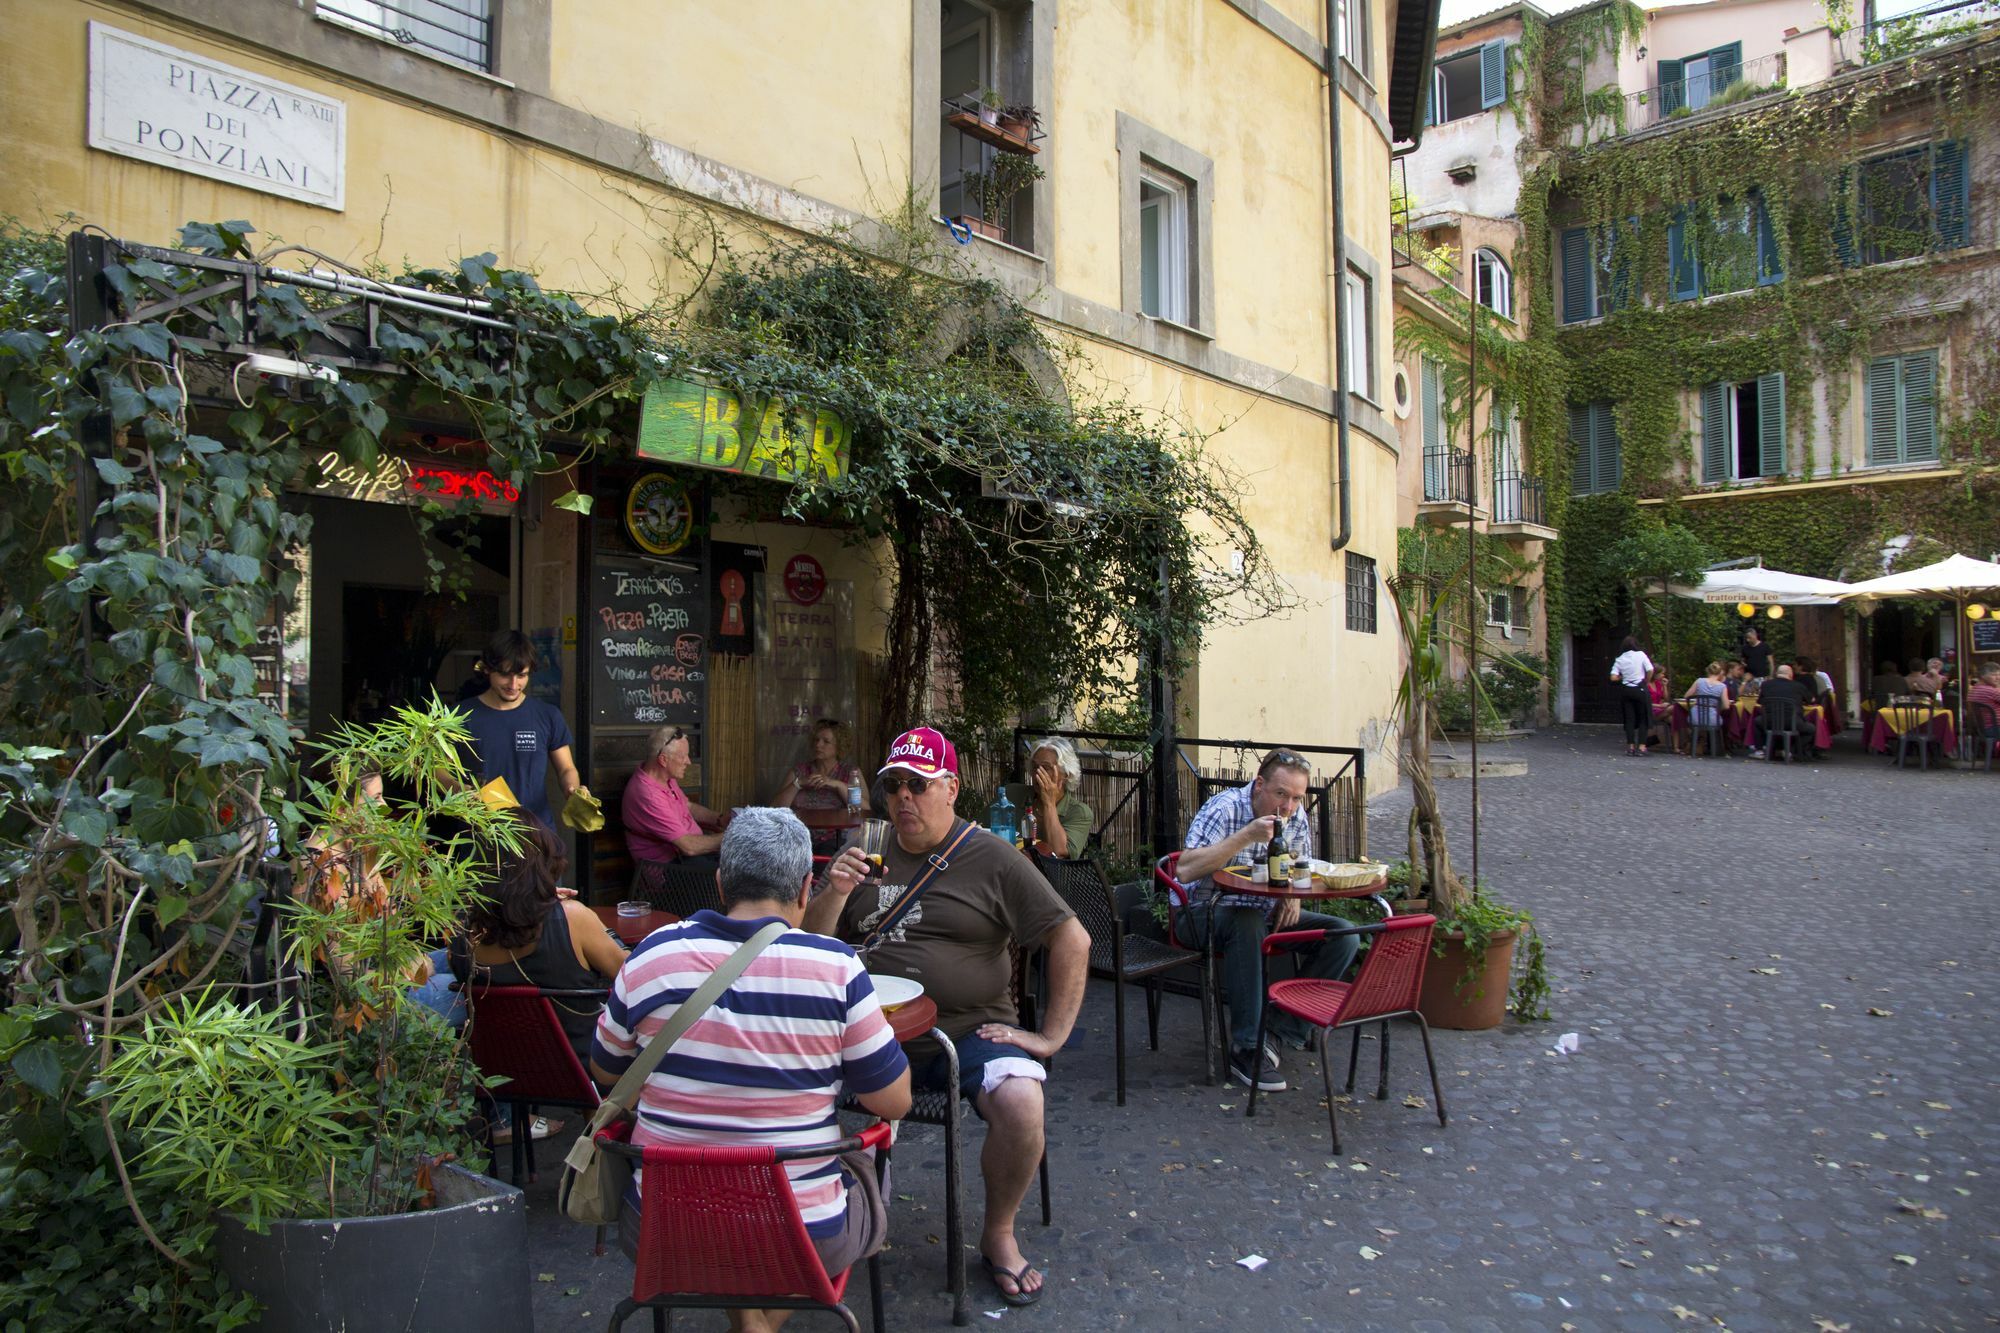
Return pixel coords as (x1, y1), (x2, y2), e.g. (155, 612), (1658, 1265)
(460, 983), (606, 1187)
(1154, 852), (1226, 1084)
(600, 1118), (892, 1332)
(1245, 915), (1448, 1154)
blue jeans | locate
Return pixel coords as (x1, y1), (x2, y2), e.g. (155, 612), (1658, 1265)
(408, 947), (465, 1028)
(1179, 902), (1360, 1050)
(918, 1031), (1045, 1119)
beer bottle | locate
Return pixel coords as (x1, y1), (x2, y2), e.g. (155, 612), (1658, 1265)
(1266, 816), (1289, 883)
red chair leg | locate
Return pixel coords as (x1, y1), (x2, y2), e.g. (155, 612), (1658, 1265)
(1415, 1012), (1448, 1128)
(1319, 1026), (1343, 1155)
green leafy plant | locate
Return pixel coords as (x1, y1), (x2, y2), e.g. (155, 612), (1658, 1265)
(960, 154), (1045, 228)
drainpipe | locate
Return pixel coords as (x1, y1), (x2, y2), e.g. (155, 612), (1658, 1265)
(1325, 0), (1352, 552)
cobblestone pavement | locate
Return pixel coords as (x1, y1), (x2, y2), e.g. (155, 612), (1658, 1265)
(522, 727), (1998, 1330)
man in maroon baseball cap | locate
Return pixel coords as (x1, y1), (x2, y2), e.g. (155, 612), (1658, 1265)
(806, 725), (1088, 1307)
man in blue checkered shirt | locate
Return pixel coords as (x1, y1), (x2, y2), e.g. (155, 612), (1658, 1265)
(1175, 749), (1360, 1093)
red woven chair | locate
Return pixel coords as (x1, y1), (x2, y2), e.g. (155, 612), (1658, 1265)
(1153, 852), (1225, 1084)
(461, 983), (606, 1187)
(1245, 915), (1448, 1154)
(601, 1118), (892, 1332)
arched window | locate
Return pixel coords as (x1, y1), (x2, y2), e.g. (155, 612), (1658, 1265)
(1474, 247), (1513, 319)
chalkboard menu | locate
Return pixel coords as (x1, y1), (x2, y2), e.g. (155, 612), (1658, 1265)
(1971, 617), (2000, 654)
(590, 560), (709, 728)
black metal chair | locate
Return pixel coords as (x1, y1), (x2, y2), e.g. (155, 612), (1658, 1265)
(1033, 854), (1205, 1106)
(1685, 694), (1727, 758)
(1762, 696), (1806, 763)
(630, 858), (719, 918)
(1972, 701), (2000, 771)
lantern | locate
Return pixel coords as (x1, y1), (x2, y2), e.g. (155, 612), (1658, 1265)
(1969, 603), (1989, 620)
(1766, 605), (1784, 620)
(1737, 602), (1756, 618)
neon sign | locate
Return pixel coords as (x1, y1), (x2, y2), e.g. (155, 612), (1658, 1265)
(311, 451), (519, 507)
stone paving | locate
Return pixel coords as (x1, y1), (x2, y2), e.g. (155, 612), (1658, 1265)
(521, 726), (1998, 1330)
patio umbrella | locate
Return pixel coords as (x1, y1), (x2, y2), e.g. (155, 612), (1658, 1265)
(1667, 565), (1853, 606)
(1838, 554), (2000, 755)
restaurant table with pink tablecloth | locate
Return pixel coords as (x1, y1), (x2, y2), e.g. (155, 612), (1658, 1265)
(1672, 698), (1832, 751)
(1864, 706), (1958, 755)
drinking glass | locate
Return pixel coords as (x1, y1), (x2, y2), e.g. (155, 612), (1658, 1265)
(615, 900), (650, 945)
(859, 819), (890, 878)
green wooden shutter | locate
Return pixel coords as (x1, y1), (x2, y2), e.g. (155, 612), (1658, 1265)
(1757, 371), (1786, 477)
(1569, 404), (1593, 493)
(1560, 227), (1591, 323)
(1710, 42), (1742, 93)
(1866, 355), (1901, 465)
(1901, 351), (1938, 463)
(1755, 195), (1784, 285)
(1480, 40), (1509, 109)
(1421, 357), (1442, 453)
(1933, 140), (1968, 249)
(1832, 169), (1858, 268)
(1594, 403), (1622, 494)
(1657, 58), (1684, 116)
(1700, 381), (1729, 482)
(1670, 208), (1700, 301)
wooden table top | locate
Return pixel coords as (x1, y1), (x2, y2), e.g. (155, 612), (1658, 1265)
(1211, 867), (1389, 900)
(591, 902), (677, 941)
(793, 806), (865, 831)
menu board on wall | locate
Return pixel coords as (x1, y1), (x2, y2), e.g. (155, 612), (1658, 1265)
(590, 560), (709, 728)
(1971, 618), (2000, 654)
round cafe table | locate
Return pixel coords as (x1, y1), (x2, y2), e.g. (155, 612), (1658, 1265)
(878, 992), (938, 1044)
(590, 902), (676, 944)
(1213, 866), (1393, 917)
(794, 806), (864, 833)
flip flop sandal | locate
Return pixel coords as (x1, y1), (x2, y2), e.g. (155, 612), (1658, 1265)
(981, 1254), (1044, 1307)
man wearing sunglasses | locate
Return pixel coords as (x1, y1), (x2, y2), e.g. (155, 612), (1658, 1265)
(1173, 749), (1361, 1094)
(806, 726), (1089, 1308)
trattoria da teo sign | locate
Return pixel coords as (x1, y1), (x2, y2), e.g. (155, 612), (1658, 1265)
(87, 23), (346, 211)
(636, 377), (850, 485)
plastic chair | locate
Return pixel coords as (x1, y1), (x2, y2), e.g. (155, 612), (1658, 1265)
(1888, 698), (1937, 770)
(1684, 695), (1727, 759)
(1762, 696), (1805, 762)
(600, 1118), (892, 1332)
(1035, 854), (1204, 1106)
(461, 983), (607, 1188)
(1973, 701), (2000, 771)
(1153, 853), (1225, 1085)
(630, 859), (718, 918)
(1245, 915), (1448, 1155)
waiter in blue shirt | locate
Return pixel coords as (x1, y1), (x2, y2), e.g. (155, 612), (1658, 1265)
(454, 628), (580, 831)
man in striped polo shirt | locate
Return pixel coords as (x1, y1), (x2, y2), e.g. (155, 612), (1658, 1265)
(590, 806), (912, 1308)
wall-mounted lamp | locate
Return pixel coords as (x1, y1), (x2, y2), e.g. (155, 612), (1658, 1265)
(1636, 45), (1648, 60)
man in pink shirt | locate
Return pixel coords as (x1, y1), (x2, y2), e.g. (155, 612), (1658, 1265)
(622, 725), (724, 865)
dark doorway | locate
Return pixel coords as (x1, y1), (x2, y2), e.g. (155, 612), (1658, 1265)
(1571, 621), (1627, 723)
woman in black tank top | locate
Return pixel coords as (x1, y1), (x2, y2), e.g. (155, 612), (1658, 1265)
(449, 813), (625, 1062)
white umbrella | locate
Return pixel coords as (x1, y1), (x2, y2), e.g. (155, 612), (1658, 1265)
(1837, 554), (2000, 755)
(1668, 565), (1853, 606)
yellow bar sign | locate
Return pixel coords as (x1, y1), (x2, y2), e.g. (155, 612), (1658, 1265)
(636, 377), (850, 484)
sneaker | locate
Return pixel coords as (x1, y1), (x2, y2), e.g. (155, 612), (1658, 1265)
(1231, 1045), (1287, 1093)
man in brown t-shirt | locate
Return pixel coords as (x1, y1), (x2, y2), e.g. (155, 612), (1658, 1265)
(807, 726), (1087, 1308)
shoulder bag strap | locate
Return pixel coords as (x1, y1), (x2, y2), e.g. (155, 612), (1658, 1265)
(596, 918), (789, 1120)
(858, 818), (979, 954)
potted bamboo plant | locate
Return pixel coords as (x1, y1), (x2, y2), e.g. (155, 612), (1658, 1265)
(1386, 572), (1551, 1029)
(100, 698), (536, 1331)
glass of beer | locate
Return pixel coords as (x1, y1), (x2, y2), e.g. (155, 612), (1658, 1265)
(858, 819), (890, 878)
(615, 900), (650, 946)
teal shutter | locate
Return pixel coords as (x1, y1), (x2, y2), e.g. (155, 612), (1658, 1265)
(1569, 404), (1593, 493)
(1657, 58), (1684, 116)
(1755, 195), (1784, 285)
(1700, 381), (1729, 482)
(1421, 357), (1442, 449)
(1670, 208), (1700, 300)
(1866, 356), (1901, 465)
(1710, 42), (1742, 93)
(1832, 169), (1858, 268)
(1560, 227), (1591, 323)
(1480, 40), (1509, 108)
(1757, 371), (1786, 477)
(1902, 351), (1938, 462)
(1933, 140), (1968, 249)
(1594, 403), (1622, 494)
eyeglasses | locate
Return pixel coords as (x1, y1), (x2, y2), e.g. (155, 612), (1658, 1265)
(880, 775), (937, 795)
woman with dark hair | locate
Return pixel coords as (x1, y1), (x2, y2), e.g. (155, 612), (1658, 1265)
(448, 812), (626, 1065)
(1609, 635), (1656, 756)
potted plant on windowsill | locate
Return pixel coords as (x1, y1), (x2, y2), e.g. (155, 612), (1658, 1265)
(100, 698), (536, 1331)
(1386, 572), (1551, 1030)
(997, 103), (1042, 151)
(954, 154), (1045, 246)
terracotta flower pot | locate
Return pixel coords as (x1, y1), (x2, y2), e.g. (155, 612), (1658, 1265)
(1418, 927), (1517, 1031)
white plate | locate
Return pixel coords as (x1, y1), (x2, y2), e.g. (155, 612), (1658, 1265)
(870, 975), (925, 1010)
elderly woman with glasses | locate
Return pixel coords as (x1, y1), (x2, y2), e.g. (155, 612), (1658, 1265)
(1001, 736), (1095, 858)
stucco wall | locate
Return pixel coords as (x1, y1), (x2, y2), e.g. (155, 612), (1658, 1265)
(1616, 0), (1835, 99)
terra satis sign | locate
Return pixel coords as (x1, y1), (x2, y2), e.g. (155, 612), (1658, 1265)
(636, 377), (850, 484)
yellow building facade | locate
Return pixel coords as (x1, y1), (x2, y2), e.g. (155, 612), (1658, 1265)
(2, 0), (1438, 875)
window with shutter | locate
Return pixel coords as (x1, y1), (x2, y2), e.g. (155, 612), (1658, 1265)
(1569, 404), (1594, 493)
(1754, 194), (1785, 285)
(1865, 355), (1904, 466)
(1560, 228), (1592, 324)
(1511, 586), (1531, 631)
(1933, 140), (1968, 250)
(1709, 42), (1742, 95)
(1902, 351), (1938, 462)
(1700, 382), (1729, 482)
(1657, 58), (1684, 116)
(1756, 371), (1786, 477)
(1480, 40), (1509, 109)
(1670, 209), (1700, 301)
(1592, 402), (1622, 494)
(1832, 168), (1858, 268)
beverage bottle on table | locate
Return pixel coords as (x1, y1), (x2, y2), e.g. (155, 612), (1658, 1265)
(847, 777), (864, 814)
(986, 787), (1017, 846)
(1266, 818), (1289, 883)
(1021, 806), (1038, 850)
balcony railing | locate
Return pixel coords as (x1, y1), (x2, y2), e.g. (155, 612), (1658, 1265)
(318, 0), (493, 72)
(1866, 0), (2000, 61)
(1624, 51), (1785, 133)
(1422, 445), (1474, 505)
(1492, 472), (1546, 527)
